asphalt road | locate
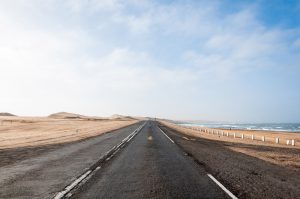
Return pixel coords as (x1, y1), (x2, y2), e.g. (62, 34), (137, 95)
(70, 121), (228, 199)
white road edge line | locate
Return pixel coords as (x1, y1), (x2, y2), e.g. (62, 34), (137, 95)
(158, 126), (174, 143)
(53, 122), (146, 199)
(53, 170), (91, 199)
(207, 174), (238, 199)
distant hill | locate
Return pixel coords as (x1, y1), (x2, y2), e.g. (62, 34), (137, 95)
(0, 112), (16, 116)
(48, 112), (139, 120)
(48, 112), (86, 119)
(110, 114), (137, 120)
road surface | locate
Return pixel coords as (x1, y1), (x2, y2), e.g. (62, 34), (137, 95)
(70, 121), (229, 199)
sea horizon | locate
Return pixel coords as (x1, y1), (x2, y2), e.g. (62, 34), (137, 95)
(176, 121), (300, 132)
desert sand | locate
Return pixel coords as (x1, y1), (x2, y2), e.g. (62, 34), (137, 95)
(0, 113), (137, 150)
(161, 121), (300, 146)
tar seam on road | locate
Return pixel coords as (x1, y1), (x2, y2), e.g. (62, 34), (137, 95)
(207, 174), (238, 199)
(53, 122), (146, 199)
(182, 136), (190, 140)
(158, 126), (175, 143)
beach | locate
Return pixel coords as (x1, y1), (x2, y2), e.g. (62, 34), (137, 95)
(167, 122), (300, 146)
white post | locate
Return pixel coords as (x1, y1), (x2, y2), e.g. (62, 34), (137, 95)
(275, 138), (279, 144)
(241, 134), (244, 139)
(291, 140), (295, 146)
(262, 136), (265, 142)
(286, 140), (290, 145)
(252, 135), (254, 140)
(222, 131), (224, 136)
(233, 133), (236, 138)
(226, 132), (229, 137)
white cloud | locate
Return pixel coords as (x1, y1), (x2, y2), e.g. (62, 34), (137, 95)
(0, 0), (299, 121)
(65, 0), (122, 13)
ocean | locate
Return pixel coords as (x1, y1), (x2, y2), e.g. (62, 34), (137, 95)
(177, 122), (300, 132)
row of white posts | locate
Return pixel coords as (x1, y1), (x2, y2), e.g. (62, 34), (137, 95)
(182, 126), (296, 146)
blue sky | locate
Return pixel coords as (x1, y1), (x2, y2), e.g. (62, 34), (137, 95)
(0, 0), (299, 122)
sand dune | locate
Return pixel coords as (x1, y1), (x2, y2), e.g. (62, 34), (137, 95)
(48, 112), (85, 119)
(0, 112), (16, 116)
(110, 114), (137, 120)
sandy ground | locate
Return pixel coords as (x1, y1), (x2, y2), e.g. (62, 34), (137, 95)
(187, 125), (300, 146)
(161, 121), (300, 146)
(159, 122), (300, 198)
(0, 116), (137, 149)
(0, 116), (137, 167)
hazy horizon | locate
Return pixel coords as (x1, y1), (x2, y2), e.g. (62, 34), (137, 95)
(1, 1), (300, 123)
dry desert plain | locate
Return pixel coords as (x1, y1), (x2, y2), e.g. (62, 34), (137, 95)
(0, 113), (137, 166)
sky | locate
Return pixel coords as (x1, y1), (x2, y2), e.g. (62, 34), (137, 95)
(0, 0), (300, 122)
